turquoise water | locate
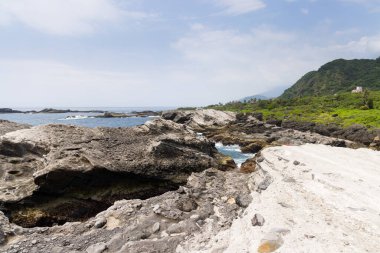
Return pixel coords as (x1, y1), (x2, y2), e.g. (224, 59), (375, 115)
(215, 142), (255, 167)
(0, 107), (172, 128)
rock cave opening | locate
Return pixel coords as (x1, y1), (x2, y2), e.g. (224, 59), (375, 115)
(1, 168), (180, 228)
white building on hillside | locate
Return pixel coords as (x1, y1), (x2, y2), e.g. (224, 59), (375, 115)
(352, 86), (363, 93)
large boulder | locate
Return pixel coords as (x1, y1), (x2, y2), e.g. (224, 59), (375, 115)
(162, 109), (236, 129)
(0, 119), (220, 228)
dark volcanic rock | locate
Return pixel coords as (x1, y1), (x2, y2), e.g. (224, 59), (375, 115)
(282, 121), (317, 132)
(332, 124), (375, 145)
(0, 108), (22, 114)
(281, 120), (377, 146)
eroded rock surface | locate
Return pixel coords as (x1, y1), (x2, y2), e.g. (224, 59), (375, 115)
(166, 111), (357, 154)
(162, 109), (236, 130)
(0, 119), (221, 228)
(0, 168), (255, 253)
(209, 120), (353, 149)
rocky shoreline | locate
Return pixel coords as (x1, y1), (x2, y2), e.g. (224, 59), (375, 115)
(0, 109), (379, 253)
(162, 110), (380, 151)
(0, 108), (161, 118)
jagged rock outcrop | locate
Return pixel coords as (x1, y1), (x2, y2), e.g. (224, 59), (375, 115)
(163, 110), (358, 154)
(0, 119), (222, 229)
(281, 121), (380, 147)
(201, 115), (356, 152)
(0, 120), (30, 137)
(162, 109), (236, 130)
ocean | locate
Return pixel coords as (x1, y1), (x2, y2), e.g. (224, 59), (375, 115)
(0, 107), (173, 128)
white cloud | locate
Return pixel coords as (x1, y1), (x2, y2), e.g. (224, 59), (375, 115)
(333, 35), (380, 54)
(172, 25), (380, 101)
(0, 0), (151, 36)
(213, 0), (266, 15)
(0, 59), (158, 107)
(1, 27), (380, 107)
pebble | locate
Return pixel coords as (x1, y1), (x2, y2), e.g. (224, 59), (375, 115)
(236, 194), (252, 208)
(94, 218), (107, 229)
(190, 214), (201, 221)
(251, 214), (265, 226)
(257, 157), (265, 163)
(227, 198), (236, 205)
(152, 222), (160, 233)
(153, 204), (160, 212)
(86, 242), (107, 253)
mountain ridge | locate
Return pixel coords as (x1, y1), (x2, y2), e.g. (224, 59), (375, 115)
(280, 57), (380, 99)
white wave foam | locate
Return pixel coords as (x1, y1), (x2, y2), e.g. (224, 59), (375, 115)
(215, 142), (241, 152)
(58, 115), (93, 121)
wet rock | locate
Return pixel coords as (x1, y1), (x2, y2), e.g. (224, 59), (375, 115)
(216, 154), (237, 171)
(240, 142), (264, 153)
(240, 158), (256, 173)
(251, 214), (265, 226)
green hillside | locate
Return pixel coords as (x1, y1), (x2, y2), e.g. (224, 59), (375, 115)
(280, 58), (380, 99)
(207, 91), (380, 128)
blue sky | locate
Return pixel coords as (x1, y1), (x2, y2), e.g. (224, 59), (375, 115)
(0, 0), (379, 107)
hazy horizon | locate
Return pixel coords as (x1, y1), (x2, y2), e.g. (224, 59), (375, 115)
(1, 0), (380, 107)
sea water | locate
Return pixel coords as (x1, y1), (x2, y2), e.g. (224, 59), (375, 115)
(215, 142), (255, 167)
(0, 107), (172, 128)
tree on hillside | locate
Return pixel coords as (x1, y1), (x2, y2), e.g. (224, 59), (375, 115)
(362, 89), (374, 109)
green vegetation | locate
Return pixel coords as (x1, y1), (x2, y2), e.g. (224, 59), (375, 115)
(207, 91), (380, 128)
(281, 58), (380, 99)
